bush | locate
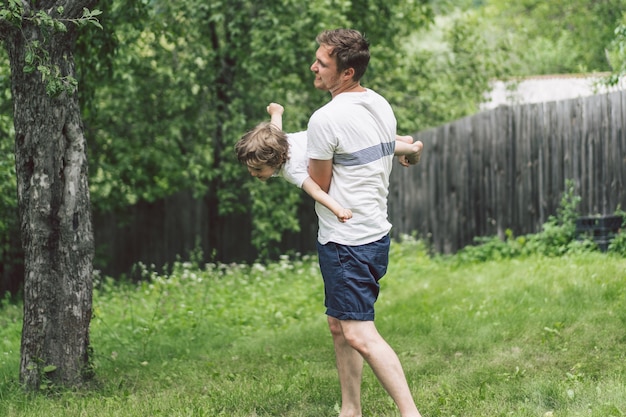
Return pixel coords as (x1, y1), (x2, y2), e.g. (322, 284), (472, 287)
(451, 180), (608, 265)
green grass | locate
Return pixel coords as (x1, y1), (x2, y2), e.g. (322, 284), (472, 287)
(1, 240), (625, 417)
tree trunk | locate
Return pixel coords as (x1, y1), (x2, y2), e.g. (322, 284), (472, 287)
(2, 4), (95, 390)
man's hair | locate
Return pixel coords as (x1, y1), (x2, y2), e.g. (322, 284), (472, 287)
(235, 122), (290, 168)
(316, 28), (370, 81)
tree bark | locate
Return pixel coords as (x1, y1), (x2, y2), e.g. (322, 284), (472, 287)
(1, 1), (95, 390)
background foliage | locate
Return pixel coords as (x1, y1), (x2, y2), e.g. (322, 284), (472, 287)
(458, 0), (626, 75)
(77, 0), (436, 256)
(1, 0), (625, 288)
(0, 48), (20, 294)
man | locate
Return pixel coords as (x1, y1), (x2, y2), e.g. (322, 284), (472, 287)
(307, 29), (423, 417)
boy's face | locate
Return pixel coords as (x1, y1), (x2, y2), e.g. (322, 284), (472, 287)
(246, 162), (277, 182)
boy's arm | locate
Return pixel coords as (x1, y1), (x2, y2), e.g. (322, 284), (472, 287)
(267, 103), (284, 130)
(301, 177), (353, 223)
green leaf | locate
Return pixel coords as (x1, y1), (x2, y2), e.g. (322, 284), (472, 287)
(54, 21), (67, 32)
(42, 365), (57, 373)
(90, 20), (103, 30)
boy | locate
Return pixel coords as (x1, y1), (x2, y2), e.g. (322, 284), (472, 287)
(235, 103), (422, 223)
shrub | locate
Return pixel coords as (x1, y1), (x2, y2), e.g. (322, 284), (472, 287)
(452, 180), (607, 264)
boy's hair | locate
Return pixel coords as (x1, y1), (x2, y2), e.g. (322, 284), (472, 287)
(316, 28), (370, 81)
(235, 122), (289, 168)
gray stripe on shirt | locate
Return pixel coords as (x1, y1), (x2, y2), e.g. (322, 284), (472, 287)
(333, 141), (395, 166)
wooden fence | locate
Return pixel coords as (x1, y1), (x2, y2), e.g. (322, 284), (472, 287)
(389, 90), (626, 253)
(92, 90), (626, 277)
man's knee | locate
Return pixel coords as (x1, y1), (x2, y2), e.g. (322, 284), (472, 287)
(340, 321), (379, 353)
(327, 316), (344, 338)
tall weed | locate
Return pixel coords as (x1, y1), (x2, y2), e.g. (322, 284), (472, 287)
(608, 208), (626, 256)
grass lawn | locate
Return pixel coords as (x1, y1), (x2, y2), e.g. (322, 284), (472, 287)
(1, 239), (625, 416)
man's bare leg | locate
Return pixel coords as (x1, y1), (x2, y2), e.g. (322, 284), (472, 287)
(328, 316), (364, 417)
(339, 319), (422, 417)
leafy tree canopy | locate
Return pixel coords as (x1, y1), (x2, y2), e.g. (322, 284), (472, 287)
(466, 0), (626, 75)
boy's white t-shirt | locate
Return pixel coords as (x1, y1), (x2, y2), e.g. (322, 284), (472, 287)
(307, 89), (396, 246)
(277, 131), (308, 188)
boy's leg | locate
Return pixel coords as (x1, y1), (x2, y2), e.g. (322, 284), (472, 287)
(395, 136), (423, 166)
(340, 319), (422, 417)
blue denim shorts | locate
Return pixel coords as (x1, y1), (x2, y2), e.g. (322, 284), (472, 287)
(316, 234), (390, 321)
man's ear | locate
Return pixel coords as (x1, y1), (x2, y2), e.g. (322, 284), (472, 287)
(343, 67), (355, 80)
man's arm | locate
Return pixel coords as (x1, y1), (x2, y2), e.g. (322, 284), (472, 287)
(308, 158), (333, 193)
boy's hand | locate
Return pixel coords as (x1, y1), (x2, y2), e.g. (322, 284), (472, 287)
(336, 208), (353, 223)
(267, 103), (284, 117)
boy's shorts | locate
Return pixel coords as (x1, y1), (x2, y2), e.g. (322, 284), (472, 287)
(316, 234), (390, 321)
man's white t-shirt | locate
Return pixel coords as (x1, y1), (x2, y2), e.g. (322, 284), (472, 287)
(307, 89), (396, 246)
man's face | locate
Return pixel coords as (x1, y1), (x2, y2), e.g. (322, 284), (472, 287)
(310, 44), (342, 93)
(246, 162), (276, 182)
